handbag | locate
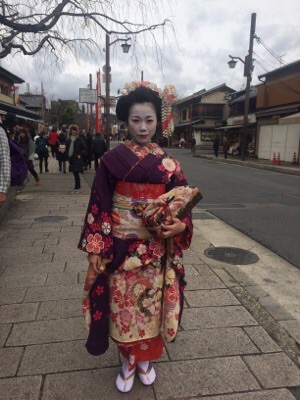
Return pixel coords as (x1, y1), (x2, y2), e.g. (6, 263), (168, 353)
(133, 185), (203, 234)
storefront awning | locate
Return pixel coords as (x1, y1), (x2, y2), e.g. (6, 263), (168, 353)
(279, 112), (300, 125)
(0, 101), (41, 120)
(15, 114), (43, 123)
(215, 124), (243, 130)
(175, 119), (205, 128)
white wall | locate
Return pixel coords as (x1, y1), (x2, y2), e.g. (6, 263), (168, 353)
(258, 124), (300, 161)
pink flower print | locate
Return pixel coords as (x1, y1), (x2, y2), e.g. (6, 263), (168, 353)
(137, 244), (147, 255)
(120, 309), (132, 323)
(86, 233), (104, 254)
(101, 221), (111, 234)
(139, 329), (146, 338)
(167, 328), (175, 337)
(91, 204), (99, 215)
(93, 310), (103, 321)
(122, 324), (130, 333)
(162, 158), (176, 172)
(95, 285), (104, 296)
(149, 238), (165, 257)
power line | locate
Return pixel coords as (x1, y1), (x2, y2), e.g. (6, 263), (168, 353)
(254, 34), (287, 66)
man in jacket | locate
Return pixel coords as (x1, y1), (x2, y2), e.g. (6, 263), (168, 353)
(92, 132), (107, 170)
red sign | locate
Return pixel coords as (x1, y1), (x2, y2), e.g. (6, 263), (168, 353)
(95, 70), (102, 134)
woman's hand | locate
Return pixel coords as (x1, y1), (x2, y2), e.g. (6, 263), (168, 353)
(159, 217), (186, 239)
(88, 253), (103, 273)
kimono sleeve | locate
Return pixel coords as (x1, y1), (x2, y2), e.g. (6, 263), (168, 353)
(166, 158), (193, 250)
(78, 160), (115, 261)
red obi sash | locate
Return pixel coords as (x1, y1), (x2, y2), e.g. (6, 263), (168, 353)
(115, 181), (166, 199)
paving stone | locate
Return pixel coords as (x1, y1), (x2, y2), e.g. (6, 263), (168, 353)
(37, 298), (82, 320)
(213, 268), (240, 287)
(3, 262), (65, 275)
(244, 353), (300, 388)
(32, 238), (59, 246)
(0, 324), (12, 347)
(1, 253), (54, 267)
(52, 251), (87, 264)
(0, 303), (39, 323)
(24, 284), (83, 302)
(0, 273), (47, 288)
(42, 368), (155, 400)
(154, 358), (260, 398)
(45, 272), (78, 286)
(185, 272), (226, 290)
(244, 285), (269, 299)
(0, 347), (23, 377)
(244, 326), (282, 353)
(184, 264), (200, 275)
(181, 306), (258, 329)
(0, 238), (34, 248)
(0, 287), (27, 305)
(0, 376), (42, 400)
(6, 317), (86, 346)
(65, 262), (87, 273)
(166, 328), (259, 360)
(184, 289), (240, 307)
(191, 388), (297, 399)
(18, 339), (119, 375)
(224, 266), (256, 286)
(280, 320), (300, 343)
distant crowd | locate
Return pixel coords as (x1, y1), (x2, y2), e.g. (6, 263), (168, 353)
(0, 113), (108, 203)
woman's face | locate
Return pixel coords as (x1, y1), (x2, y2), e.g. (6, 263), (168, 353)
(70, 129), (77, 136)
(127, 102), (157, 146)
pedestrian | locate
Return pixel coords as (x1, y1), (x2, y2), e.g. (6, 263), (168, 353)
(92, 132), (107, 170)
(80, 129), (88, 170)
(78, 85), (195, 393)
(179, 137), (185, 148)
(48, 126), (59, 157)
(0, 112), (11, 205)
(35, 130), (49, 173)
(86, 131), (94, 169)
(55, 130), (68, 173)
(190, 135), (196, 154)
(223, 135), (229, 159)
(67, 124), (87, 194)
(15, 127), (41, 185)
(213, 134), (220, 157)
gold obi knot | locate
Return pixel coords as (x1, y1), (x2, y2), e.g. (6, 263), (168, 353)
(112, 181), (166, 240)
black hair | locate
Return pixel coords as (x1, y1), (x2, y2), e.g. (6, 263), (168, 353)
(116, 86), (162, 122)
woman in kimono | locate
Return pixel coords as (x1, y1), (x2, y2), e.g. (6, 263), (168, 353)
(78, 85), (193, 392)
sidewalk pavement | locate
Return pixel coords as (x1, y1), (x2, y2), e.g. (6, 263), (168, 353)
(0, 157), (300, 400)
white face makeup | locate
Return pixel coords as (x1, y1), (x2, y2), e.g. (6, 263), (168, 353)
(127, 102), (157, 146)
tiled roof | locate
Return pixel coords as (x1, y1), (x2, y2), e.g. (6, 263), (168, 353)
(19, 94), (43, 108)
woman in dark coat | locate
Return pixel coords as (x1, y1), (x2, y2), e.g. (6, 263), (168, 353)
(55, 131), (69, 173)
(67, 124), (87, 193)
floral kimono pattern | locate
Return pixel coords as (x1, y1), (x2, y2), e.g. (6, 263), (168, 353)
(78, 141), (193, 356)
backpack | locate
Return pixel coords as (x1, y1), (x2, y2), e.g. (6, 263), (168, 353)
(9, 139), (28, 186)
(35, 137), (47, 156)
(58, 142), (66, 153)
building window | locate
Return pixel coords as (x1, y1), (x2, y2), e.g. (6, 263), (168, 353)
(181, 108), (190, 121)
(0, 80), (12, 97)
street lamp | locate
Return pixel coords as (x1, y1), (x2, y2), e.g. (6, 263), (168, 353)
(228, 13), (256, 160)
(105, 34), (131, 148)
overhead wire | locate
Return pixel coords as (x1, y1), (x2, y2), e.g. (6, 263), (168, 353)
(254, 34), (287, 66)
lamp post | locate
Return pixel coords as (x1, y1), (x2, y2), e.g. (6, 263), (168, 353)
(228, 13), (256, 160)
(105, 33), (131, 148)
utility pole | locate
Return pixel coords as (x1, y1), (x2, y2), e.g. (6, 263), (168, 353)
(89, 73), (93, 133)
(241, 13), (256, 160)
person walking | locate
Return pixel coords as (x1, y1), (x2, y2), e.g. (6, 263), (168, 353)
(0, 112), (11, 205)
(223, 135), (229, 159)
(35, 131), (49, 173)
(86, 130), (94, 169)
(78, 85), (195, 393)
(48, 126), (59, 158)
(213, 134), (220, 157)
(92, 132), (107, 170)
(67, 124), (87, 193)
(15, 127), (41, 185)
(190, 135), (196, 154)
(55, 130), (68, 173)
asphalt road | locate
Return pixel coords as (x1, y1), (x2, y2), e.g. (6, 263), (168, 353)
(169, 148), (300, 269)
(83, 145), (300, 268)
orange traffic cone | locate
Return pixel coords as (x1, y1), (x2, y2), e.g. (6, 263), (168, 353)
(292, 152), (297, 165)
(277, 153), (281, 165)
(272, 152), (277, 164)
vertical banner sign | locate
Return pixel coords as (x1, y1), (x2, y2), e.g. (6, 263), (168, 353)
(96, 70), (103, 134)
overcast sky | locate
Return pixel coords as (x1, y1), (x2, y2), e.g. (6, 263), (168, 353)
(2, 0), (300, 104)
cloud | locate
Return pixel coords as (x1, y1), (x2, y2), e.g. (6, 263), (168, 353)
(2, 0), (300, 103)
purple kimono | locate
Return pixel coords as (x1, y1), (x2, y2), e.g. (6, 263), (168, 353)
(78, 141), (193, 355)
